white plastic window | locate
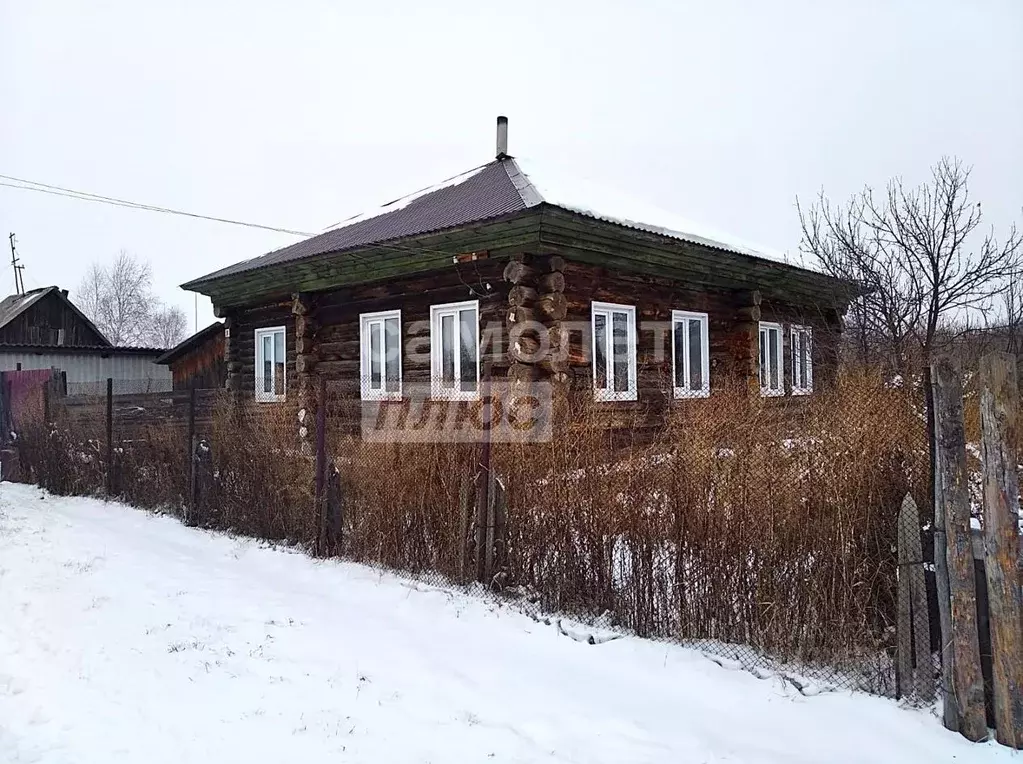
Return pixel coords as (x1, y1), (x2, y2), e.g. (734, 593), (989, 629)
(254, 326), (286, 402)
(360, 310), (402, 400)
(430, 300), (479, 399)
(791, 325), (813, 395)
(672, 310), (710, 399)
(592, 301), (637, 401)
(759, 322), (783, 397)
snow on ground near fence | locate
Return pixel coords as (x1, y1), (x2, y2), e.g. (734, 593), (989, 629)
(0, 484), (1010, 764)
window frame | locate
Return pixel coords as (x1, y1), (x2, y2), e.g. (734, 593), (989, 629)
(429, 299), (480, 401)
(791, 324), (814, 396)
(671, 309), (711, 399)
(591, 301), (638, 402)
(758, 321), (784, 397)
(359, 309), (403, 401)
(254, 325), (287, 403)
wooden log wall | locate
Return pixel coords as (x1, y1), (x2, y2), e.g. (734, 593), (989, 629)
(271, 260), (510, 436)
(225, 299), (296, 395)
(559, 262), (843, 421)
(220, 253), (844, 436)
(502, 254), (569, 394)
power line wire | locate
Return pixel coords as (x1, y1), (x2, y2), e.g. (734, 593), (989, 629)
(0, 172), (492, 270)
(0, 175), (315, 237)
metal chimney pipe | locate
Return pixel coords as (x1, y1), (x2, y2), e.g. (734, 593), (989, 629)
(496, 116), (508, 158)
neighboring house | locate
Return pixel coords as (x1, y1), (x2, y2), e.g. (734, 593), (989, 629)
(182, 118), (855, 434)
(0, 286), (172, 395)
(0, 286), (107, 346)
(155, 322), (226, 390)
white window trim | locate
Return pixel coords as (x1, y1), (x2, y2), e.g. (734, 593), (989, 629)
(758, 321), (784, 397)
(360, 309), (403, 401)
(671, 309), (710, 399)
(591, 301), (638, 402)
(430, 299), (480, 400)
(254, 325), (286, 402)
(791, 324), (814, 396)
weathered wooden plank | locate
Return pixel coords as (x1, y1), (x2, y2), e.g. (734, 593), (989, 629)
(932, 357), (987, 741)
(930, 364), (958, 732)
(539, 210), (848, 306)
(203, 215), (544, 307)
(978, 352), (1023, 748)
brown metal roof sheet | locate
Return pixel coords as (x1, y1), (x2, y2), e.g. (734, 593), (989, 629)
(186, 160), (528, 287)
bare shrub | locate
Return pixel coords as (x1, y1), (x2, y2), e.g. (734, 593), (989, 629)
(115, 424), (189, 512)
(195, 395), (316, 544)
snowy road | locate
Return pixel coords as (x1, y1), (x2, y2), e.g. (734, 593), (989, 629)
(0, 483), (1011, 763)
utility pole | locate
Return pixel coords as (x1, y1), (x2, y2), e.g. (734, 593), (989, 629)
(9, 233), (25, 295)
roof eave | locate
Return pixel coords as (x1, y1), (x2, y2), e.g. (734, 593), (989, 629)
(181, 207), (546, 303)
(154, 322), (224, 365)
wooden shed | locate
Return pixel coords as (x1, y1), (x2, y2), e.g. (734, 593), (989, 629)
(155, 322), (226, 390)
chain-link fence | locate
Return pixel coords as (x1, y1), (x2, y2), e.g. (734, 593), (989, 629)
(316, 370), (933, 696)
(10, 368), (937, 698)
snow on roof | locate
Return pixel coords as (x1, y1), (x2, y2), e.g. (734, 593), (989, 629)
(320, 163), (491, 233)
(186, 153), (817, 289)
(510, 156), (797, 266)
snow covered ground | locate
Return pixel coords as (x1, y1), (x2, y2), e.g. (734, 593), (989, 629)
(0, 483), (1012, 763)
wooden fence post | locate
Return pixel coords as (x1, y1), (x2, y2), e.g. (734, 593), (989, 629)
(105, 377), (114, 498)
(897, 493), (935, 702)
(930, 371), (958, 730)
(458, 476), (472, 583)
(474, 361), (493, 583)
(186, 386), (197, 527)
(931, 357), (987, 741)
(978, 352), (1023, 749)
(314, 376), (327, 556)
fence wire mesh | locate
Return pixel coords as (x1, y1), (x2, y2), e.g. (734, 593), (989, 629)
(10, 369), (936, 697)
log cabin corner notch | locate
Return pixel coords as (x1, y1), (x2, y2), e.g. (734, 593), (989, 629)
(181, 117), (859, 427)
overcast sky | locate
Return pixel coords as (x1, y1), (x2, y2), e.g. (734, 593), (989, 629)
(1, 0), (1020, 335)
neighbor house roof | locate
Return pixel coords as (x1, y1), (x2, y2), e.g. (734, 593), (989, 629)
(0, 343), (165, 355)
(183, 157), (807, 291)
(0, 286), (111, 346)
(155, 322), (224, 365)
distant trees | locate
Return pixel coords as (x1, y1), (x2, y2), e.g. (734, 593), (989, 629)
(799, 157), (1022, 372)
(76, 250), (188, 347)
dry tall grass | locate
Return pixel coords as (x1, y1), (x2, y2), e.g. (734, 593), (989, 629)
(325, 371), (927, 689)
(194, 395), (316, 544)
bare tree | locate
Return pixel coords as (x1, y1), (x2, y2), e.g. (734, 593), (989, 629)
(798, 194), (920, 372)
(800, 157), (1022, 370)
(76, 250), (188, 347)
(999, 271), (1023, 358)
(149, 304), (188, 348)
